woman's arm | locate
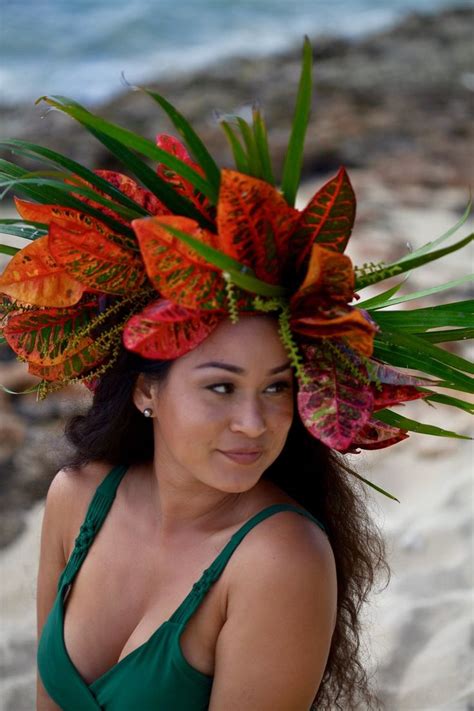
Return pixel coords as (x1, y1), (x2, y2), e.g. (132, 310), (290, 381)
(36, 471), (70, 711)
(209, 515), (337, 711)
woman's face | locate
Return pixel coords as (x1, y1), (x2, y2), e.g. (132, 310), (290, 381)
(137, 316), (294, 494)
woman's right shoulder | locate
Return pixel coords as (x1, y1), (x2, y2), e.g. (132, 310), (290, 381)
(44, 461), (115, 555)
(47, 460), (114, 510)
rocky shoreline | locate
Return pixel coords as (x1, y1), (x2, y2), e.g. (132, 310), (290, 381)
(1, 6), (473, 188)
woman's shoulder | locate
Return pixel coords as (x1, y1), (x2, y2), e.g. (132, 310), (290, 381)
(231, 481), (335, 592)
(44, 460), (117, 553)
(48, 459), (115, 505)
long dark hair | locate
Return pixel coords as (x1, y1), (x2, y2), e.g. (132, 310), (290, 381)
(64, 346), (388, 710)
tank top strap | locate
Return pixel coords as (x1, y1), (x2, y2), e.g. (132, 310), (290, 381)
(170, 503), (325, 626)
(57, 463), (129, 590)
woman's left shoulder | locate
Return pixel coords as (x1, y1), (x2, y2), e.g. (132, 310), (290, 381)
(248, 502), (334, 574)
(231, 486), (336, 601)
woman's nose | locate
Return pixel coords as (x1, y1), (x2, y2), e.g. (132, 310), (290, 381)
(229, 397), (267, 437)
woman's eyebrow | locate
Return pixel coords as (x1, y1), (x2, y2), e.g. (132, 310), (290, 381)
(194, 361), (292, 375)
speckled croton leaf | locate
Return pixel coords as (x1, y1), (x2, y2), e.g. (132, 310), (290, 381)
(297, 341), (374, 451)
(156, 134), (215, 223)
(290, 167), (356, 276)
(48, 219), (146, 295)
(344, 417), (409, 452)
(3, 300), (107, 381)
(217, 170), (299, 284)
(14, 197), (139, 253)
(123, 298), (222, 359)
(291, 243), (355, 306)
(133, 215), (228, 311)
(68, 169), (171, 225)
(291, 302), (377, 358)
(0, 235), (86, 307)
(27, 336), (109, 382)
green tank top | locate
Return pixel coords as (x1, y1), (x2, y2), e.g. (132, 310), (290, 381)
(38, 463), (325, 710)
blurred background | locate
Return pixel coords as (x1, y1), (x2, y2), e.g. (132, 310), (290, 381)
(0, 1), (473, 709)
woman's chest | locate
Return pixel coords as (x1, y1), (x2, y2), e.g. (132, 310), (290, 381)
(62, 534), (229, 684)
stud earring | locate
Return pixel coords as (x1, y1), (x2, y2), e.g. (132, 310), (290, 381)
(143, 408), (153, 418)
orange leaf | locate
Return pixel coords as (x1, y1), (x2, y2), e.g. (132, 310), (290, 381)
(4, 302), (99, 367)
(14, 198), (137, 252)
(217, 170), (298, 284)
(291, 304), (377, 357)
(27, 336), (108, 382)
(0, 236), (85, 307)
(292, 244), (355, 310)
(132, 215), (227, 311)
(48, 221), (146, 295)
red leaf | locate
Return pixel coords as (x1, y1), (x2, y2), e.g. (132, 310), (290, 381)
(217, 170), (299, 284)
(67, 170), (171, 224)
(372, 383), (429, 409)
(291, 167), (356, 273)
(123, 298), (222, 359)
(0, 235), (85, 307)
(48, 220), (146, 295)
(348, 417), (409, 450)
(132, 215), (227, 311)
(4, 301), (101, 366)
(156, 134), (214, 221)
(297, 342), (373, 451)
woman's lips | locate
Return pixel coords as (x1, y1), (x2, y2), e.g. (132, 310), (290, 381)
(218, 450), (263, 464)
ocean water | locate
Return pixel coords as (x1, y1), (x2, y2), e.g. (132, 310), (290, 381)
(0, 0), (467, 105)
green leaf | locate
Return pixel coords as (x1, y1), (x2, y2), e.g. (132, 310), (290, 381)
(220, 121), (249, 173)
(365, 275), (473, 310)
(162, 224), (288, 297)
(416, 327), (474, 343)
(371, 300), (474, 332)
(0, 221), (47, 240)
(38, 95), (217, 202)
(0, 244), (19, 256)
(375, 409), (472, 440)
(0, 382), (41, 396)
(252, 107), (275, 185)
(84, 127), (214, 229)
(373, 331), (474, 393)
(281, 37), (313, 206)
(355, 233), (473, 290)
(0, 176), (144, 221)
(422, 390), (474, 414)
(347, 469), (400, 502)
(356, 277), (409, 309)
(237, 118), (261, 177)
(395, 198), (472, 264)
(140, 88), (221, 192)
(1, 139), (151, 216)
(0, 160), (136, 238)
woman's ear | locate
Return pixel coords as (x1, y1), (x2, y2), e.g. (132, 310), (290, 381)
(132, 373), (157, 413)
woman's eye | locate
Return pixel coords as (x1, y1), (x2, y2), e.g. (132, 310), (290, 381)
(206, 383), (234, 394)
(265, 381), (292, 394)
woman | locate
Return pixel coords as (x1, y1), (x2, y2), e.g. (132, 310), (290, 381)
(0, 39), (470, 711)
(36, 314), (385, 710)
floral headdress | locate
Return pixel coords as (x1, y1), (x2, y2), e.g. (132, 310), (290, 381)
(0, 40), (472, 498)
